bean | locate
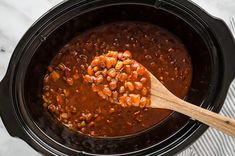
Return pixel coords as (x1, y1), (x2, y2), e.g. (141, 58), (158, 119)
(98, 91), (106, 99)
(131, 62), (139, 70)
(140, 97), (147, 107)
(42, 95), (49, 103)
(50, 71), (60, 82)
(140, 77), (147, 83)
(134, 82), (143, 90)
(81, 127), (86, 132)
(95, 75), (104, 84)
(112, 91), (118, 99)
(107, 68), (116, 77)
(123, 50), (132, 58)
(117, 52), (123, 60)
(44, 92), (50, 97)
(115, 61), (123, 70)
(129, 94), (140, 106)
(127, 122), (132, 126)
(109, 97), (114, 103)
(80, 64), (85, 70)
(71, 106), (77, 113)
(137, 67), (146, 75)
(142, 87), (148, 95)
(146, 98), (150, 107)
(125, 65), (131, 74)
(99, 55), (106, 63)
(57, 88), (63, 93)
(63, 89), (70, 97)
(79, 116), (86, 121)
(79, 54), (88, 62)
(134, 111), (141, 115)
(92, 83), (99, 92)
(145, 54), (152, 60)
(107, 76), (112, 81)
(107, 51), (118, 58)
(61, 113), (68, 119)
(102, 68), (107, 76)
(44, 74), (50, 83)
(78, 121), (86, 128)
(85, 113), (93, 122)
(125, 82), (135, 91)
(90, 131), (95, 135)
(91, 58), (99, 67)
(168, 48), (174, 52)
(88, 122), (95, 127)
(93, 66), (99, 72)
(66, 78), (74, 85)
(106, 57), (117, 69)
(48, 104), (56, 112)
(103, 87), (112, 96)
(58, 63), (66, 71)
(126, 96), (132, 106)
(136, 116), (142, 122)
(144, 108), (149, 111)
(43, 103), (48, 108)
(84, 75), (94, 83)
(132, 71), (138, 81)
(87, 66), (93, 75)
(95, 71), (101, 77)
(109, 107), (115, 113)
(123, 59), (132, 65)
(109, 80), (117, 90)
(56, 95), (64, 104)
(150, 62), (157, 67)
(118, 73), (127, 82)
(119, 86), (125, 93)
(48, 66), (53, 72)
(119, 95), (127, 107)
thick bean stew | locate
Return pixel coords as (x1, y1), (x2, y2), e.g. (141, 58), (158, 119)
(42, 22), (192, 137)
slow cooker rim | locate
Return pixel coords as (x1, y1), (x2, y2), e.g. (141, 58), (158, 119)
(10, 1), (226, 155)
(0, 0), (233, 156)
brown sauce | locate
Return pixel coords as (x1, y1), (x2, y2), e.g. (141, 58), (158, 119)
(42, 22), (192, 137)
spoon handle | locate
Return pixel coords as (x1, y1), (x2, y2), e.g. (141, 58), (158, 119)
(151, 95), (235, 137)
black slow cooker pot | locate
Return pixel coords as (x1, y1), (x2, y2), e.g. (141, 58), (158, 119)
(0, 0), (235, 155)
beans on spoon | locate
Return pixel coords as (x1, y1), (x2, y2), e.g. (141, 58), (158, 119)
(84, 50), (151, 107)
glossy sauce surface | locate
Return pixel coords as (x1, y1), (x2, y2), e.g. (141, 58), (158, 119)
(42, 22), (192, 137)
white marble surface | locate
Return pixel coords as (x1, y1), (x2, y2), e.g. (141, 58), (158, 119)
(0, 0), (235, 155)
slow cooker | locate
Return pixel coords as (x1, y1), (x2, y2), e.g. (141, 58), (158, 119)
(0, 0), (235, 155)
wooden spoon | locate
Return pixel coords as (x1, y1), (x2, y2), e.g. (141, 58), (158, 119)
(86, 50), (235, 136)
(150, 73), (235, 137)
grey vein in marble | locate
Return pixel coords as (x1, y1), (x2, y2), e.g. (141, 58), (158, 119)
(0, 0), (235, 156)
